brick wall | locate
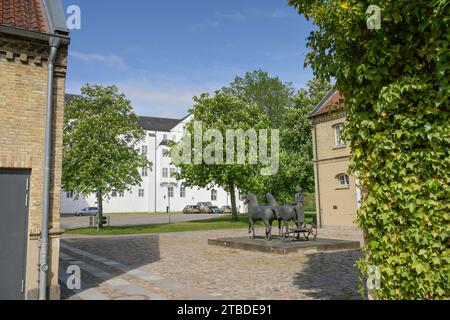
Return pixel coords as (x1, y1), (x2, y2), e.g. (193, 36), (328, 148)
(312, 115), (358, 227)
(0, 33), (68, 299)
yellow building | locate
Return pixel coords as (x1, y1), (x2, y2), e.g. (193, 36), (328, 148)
(310, 90), (361, 227)
(0, 0), (69, 300)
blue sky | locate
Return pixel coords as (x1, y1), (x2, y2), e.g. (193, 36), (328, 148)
(62, 0), (315, 118)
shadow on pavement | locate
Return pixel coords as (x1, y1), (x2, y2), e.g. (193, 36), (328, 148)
(59, 235), (160, 300)
(293, 250), (366, 300)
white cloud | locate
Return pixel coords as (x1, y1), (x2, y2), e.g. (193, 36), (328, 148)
(190, 11), (247, 31)
(270, 9), (296, 19)
(216, 12), (246, 21)
(191, 8), (297, 31)
(70, 51), (128, 69)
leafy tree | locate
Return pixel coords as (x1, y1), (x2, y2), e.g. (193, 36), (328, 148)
(223, 72), (332, 203)
(269, 78), (334, 202)
(222, 70), (295, 126)
(170, 92), (273, 221)
(63, 84), (151, 227)
(289, 0), (449, 299)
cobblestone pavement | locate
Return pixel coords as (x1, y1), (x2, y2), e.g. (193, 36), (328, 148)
(60, 227), (365, 300)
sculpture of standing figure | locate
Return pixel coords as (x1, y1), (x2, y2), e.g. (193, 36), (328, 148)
(295, 186), (305, 228)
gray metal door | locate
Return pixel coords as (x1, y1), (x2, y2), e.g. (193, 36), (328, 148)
(0, 169), (30, 300)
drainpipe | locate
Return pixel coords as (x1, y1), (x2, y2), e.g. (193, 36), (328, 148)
(313, 123), (323, 229)
(39, 36), (61, 300)
(154, 131), (157, 213)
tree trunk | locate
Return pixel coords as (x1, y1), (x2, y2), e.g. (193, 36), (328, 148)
(97, 190), (104, 229)
(229, 182), (238, 222)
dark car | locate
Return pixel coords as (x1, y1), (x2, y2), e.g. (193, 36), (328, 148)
(209, 206), (221, 214)
(220, 206), (232, 214)
(183, 205), (200, 214)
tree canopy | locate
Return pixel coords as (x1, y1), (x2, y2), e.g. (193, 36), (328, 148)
(222, 70), (295, 126)
(170, 92), (273, 220)
(267, 78), (333, 203)
(62, 84), (151, 226)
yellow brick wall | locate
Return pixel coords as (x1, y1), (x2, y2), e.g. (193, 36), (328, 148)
(312, 115), (358, 227)
(0, 34), (68, 299)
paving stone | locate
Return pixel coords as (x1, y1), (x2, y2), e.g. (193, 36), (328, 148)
(60, 226), (366, 300)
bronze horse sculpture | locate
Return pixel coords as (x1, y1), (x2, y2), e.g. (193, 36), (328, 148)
(266, 193), (298, 238)
(245, 193), (278, 241)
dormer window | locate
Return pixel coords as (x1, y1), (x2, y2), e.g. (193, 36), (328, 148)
(334, 123), (345, 148)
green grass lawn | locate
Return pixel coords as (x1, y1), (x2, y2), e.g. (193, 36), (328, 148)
(66, 212), (316, 236)
(105, 212), (183, 218)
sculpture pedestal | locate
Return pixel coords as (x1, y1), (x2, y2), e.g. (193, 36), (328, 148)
(208, 237), (360, 255)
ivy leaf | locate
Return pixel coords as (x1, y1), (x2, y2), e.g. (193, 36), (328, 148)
(371, 241), (380, 249)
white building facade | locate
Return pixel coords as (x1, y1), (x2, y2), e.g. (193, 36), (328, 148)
(61, 114), (241, 214)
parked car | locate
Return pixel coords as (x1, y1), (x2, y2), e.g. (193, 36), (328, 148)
(183, 205), (200, 214)
(75, 207), (99, 217)
(209, 206), (221, 214)
(197, 202), (212, 214)
(220, 206), (232, 214)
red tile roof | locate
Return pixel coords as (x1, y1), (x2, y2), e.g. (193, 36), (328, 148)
(0, 0), (48, 33)
(309, 90), (344, 118)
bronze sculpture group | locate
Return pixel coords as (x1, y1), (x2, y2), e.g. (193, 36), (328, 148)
(244, 186), (316, 241)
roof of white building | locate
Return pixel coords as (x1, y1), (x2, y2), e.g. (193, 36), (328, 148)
(65, 93), (189, 132)
(139, 116), (183, 132)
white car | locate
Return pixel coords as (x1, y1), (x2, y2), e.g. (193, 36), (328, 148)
(75, 207), (99, 217)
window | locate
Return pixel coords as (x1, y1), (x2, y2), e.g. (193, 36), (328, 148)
(162, 149), (170, 157)
(142, 145), (148, 155)
(119, 192), (125, 198)
(142, 167), (148, 177)
(111, 190), (117, 197)
(162, 168), (169, 178)
(168, 187), (174, 198)
(163, 134), (168, 141)
(66, 191), (74, 199)
(338, 174), (350, 188)
(180, 187), (186, 198)
(138, 189), (145, 197)
(170, 168), (177, 178)
(334, 124), (345, 147)
(211, 189), (217, 201)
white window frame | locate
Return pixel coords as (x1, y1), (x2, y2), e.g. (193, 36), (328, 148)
(111, 190), (117, 197)
(170, 168), (177, 178)
(180, 187), (186, 198)
(338, 174), (350, 188)
(138, 189), (145, 197)
(142, 145), (148, 156)
(142, 167), (148, 177)
(162, 168), (169, 178)
(66, 191), (74, 199)
(168, 187), (174, 198)
(211, 189), (218, 201)
(334, 123), (346, 148)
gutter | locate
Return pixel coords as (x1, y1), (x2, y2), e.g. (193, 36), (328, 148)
(313, 124), (323, 229)
(0, 24), (69, 45)
(38, 36), (61, 301)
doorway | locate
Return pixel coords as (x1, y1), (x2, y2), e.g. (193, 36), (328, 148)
(0, 169), (30, 300)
